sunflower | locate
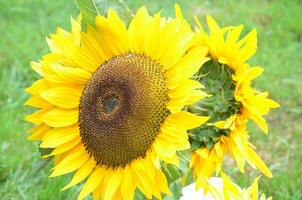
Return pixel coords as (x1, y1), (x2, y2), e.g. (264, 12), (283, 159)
(187, 15), (279, 189)
(25, 6), (209, 200)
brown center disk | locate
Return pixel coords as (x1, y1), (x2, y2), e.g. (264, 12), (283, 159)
(79, 53), (169, 168)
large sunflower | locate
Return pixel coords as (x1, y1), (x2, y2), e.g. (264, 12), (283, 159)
(25, 6), (209, 200)
(187, 15), (279, 189)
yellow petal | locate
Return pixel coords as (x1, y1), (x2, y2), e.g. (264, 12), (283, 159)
(132, 160), (153, 198)
(50, 31), (99, 72)
(62, 158), (95, 190)
(218, 56), (229, 65)
(237, 29), (257, 63)
(40, 126), (79, 148)
(41, 87), (82, 109)
(49, 64), (91, 84)
(53, 143), (84, 165)
(249, 111), (268, 134)
(231, 131), (272, 177)
(206, 15), (220, 33)
(41, 108), (78, 127)
(154, 136), (176, 158)
(221, 173), (241, 199)
(166, 97), (188, 113)
(250, 176), (260, 200)
(95, 9), (129, 55)
(160, 32), (194, 69)
(194, 16), (207, 37)
(174, 4), (183, 19)
(185, 90), (209, 105)
(107, 9), (129, 52)
(70, 16), (81, 45)
(162, 153), (180, 167)
(213, 120), (226, 129)
(144, 13), (161, 57)
(50, 137), (81, 155)
(78, 167), (106, 200)
(92, 183), (102, 200)
(166, 47), (209, 89)
(25, 96), (51, 108)
(157, 169), (171, 195)
(225, 25), (243, 45)
(167, 111), (209, 130)
(27, 123), (50, 141)
(25, 79), (50, 95)
(120, 166), (135, 200)
(85, 23), (112, 58)
(81, 30), (107, 66)
(99, 169), (114, 200)
(246, 146), (273, 177)
(168, 79), (202, 99)
(128, 6), (150, 53)
(50, 150), (88, 177)
(25, 108), (51, 125)
(157, 131), (190, 151)
(161, 123), (188, 142)
(104, 168), (123, 200)
(31, 61), (44, 77)
(246, 66), (264, 81)
(228, 140), (246, 172)
(151, 14), (192, 65)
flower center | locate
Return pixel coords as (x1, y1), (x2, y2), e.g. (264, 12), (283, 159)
(102, 95), (118, 114)
(79, 53), (169, 168)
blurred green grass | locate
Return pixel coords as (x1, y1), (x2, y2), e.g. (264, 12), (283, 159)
(0, 0), (301, 199)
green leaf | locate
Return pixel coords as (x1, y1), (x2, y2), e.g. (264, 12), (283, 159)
(164, 180), (183, 200)
(39, 147), (53, 157)
(76, 0), (100, 26)
(183, 169), (194, 186)
(162, 164), (181, 184)
(177, 150), (191, 175)
(160, 163), (183, 199)
(76, 0), (133, 27)
(133, 188), (146, 200)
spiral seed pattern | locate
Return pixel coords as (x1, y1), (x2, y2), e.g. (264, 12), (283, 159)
(79, 53), (169, 168)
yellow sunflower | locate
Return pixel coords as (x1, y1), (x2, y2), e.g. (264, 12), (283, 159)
(187, 15), (279, 189)
(25, 6), (209, 200)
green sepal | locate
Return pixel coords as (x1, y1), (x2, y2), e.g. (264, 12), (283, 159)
(189, 59), (240, 149)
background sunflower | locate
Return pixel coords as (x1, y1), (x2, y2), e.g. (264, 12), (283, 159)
(186, 15), (279, 191)
(0, 0), (301, 200)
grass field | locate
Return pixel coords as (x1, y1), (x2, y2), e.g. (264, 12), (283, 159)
(0, 0), (301, 199)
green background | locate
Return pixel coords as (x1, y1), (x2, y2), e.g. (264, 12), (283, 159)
(0, 0), (301, 199)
